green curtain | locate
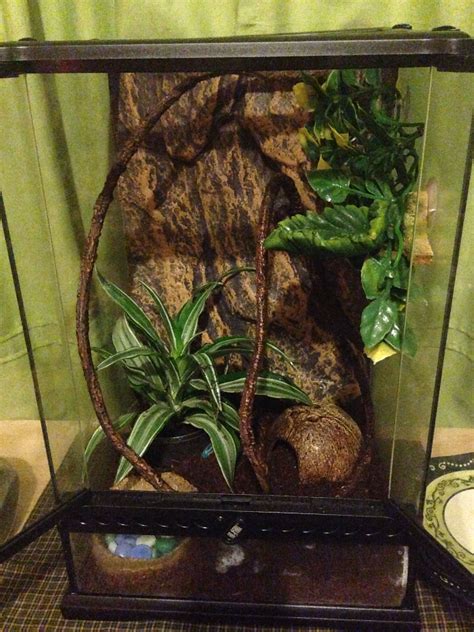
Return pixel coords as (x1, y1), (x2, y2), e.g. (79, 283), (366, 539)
(0, 1), (472, 431)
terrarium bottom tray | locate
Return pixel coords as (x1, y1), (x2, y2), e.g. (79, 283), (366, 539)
(68, 534), (419, 628)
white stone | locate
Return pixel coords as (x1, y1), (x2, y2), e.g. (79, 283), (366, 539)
(215, 544), (245, 574)
(136, 535), (156, 547)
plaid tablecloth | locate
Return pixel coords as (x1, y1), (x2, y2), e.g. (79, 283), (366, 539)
(1, 482), (472, 631)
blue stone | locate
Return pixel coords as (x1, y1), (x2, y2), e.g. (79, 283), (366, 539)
(116, 534), (137, 545)
(115, 542), (134, 558)
(128, 544), (153, 559)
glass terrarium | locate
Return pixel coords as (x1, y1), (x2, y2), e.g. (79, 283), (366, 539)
(0, 28), (472, 629)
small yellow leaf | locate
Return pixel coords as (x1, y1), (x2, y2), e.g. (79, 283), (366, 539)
(298, 129), (308, 149)
(298, 127), (318, 149)
(329, 125), (350, 148)
(322, 127), (333, 140)
(293, 82), (316, 111)
(365, 342), (398, 364)
(316, 156), (331, 170)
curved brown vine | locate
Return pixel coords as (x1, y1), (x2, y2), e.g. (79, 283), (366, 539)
(238, 174), (287, 492)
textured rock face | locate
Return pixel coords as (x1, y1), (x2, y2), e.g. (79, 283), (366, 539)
(265, 404), (363, 485)
(112, 72), (368, 411)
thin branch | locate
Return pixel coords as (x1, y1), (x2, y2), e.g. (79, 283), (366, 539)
(238, 174), (287, 492)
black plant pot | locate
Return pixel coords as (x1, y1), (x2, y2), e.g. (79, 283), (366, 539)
(144, 423), (210, 470)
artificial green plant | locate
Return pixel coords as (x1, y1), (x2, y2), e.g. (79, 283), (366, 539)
(265, 69), (424, 362)
(85, 268), (311, 489)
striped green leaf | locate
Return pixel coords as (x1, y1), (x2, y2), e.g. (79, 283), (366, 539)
(192, 351), (222, 412)
(115, 403), (175, 484)
(175, 267), (255, 352)
(97, 347), (158, 371)
(140, 280), (179, 353)
(181, 397), (240, 433)
(176, 282), (221, 352)
(202, 335), (295, 367)
(84, 412), (136, 464)
(184, 413), (237, 490)
(191, 371), (311, 405)
(98, 272), (168, 354)
(112, 317), (165, 395)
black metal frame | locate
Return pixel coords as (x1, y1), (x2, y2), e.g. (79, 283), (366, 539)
(60, 591), (420, 631)
(0, 29), (473, 76)
(0, 27), (473, 628)
(64, 491), (404, 540)
(58, 492), (420, 630)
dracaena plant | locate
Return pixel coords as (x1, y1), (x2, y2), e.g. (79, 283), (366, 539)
(84, 267), (311, 489)
(265, 69), (424, 362)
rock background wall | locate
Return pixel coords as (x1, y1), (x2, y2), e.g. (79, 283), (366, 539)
(111, 72), (368, 423)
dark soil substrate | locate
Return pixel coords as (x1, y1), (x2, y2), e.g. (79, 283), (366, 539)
(78, 535), (409, 608)
(168, 443), (385, 498)
(146, 398), (387, 499)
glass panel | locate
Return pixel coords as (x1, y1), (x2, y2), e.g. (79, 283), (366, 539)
(424, 144), (473, 573)
(389, 72), (473, 518)
(371, 67), (433, 496)
(0, 210), (57, 543)
(78, 66), (434, 505)
(0, 69), (129, 536)
(71, 531), (410, 608)
(1, 58), (469, 557)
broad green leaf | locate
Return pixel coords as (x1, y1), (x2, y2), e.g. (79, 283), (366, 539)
(401, 325), (417, 358)
(392, 255), (410, 290)
(365, 179), (391, 200)
(360, 297), (398, 348)
(306, 169), (351, 203)
(341, 69), (359, 88)
(98, 273), (168, 354)
(364, 68), (381, 87)
(97, 347), (158, 371)
(324, 70), (341, 95)
(184, 413), (237, 489)
(192, 351), (222, 412)
(84, 412), (136, 464)
(115, 403), (174, 484)
(140, 281), (179, 352)
(385, 315), (417, 358)
(361, 257), (390, 299)
(264, 201), (388, 257)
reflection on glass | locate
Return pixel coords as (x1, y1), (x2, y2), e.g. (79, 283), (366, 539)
(389, 71), (473, 517)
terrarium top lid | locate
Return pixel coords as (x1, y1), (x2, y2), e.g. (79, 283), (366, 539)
(0, 28), (472, 76)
